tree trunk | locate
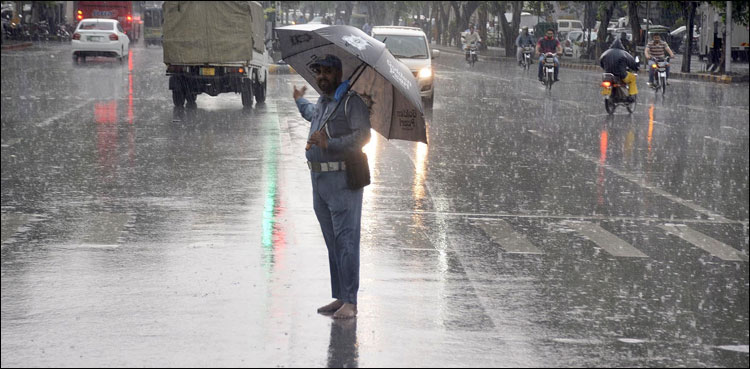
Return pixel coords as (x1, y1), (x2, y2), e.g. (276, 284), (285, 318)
(596, 2), (618, 59)
(478, 5), (488, 50)
(628, 1), (641, 53)
(344, 2), (353, 25)
(681, 2), (697, 73)
(498, 1), (522, 57)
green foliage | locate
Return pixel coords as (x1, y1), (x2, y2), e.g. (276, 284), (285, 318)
(710, 0), (750, 26)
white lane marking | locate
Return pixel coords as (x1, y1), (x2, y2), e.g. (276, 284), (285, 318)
(564, 221), (648, 258)
(714, 345), (750, 353)
(37, 100), (91, 127)
(658, 224), (748, 262)
(567, 148), (732, 223)
(703, 136), (734, 145)
(472, 219), (543, 254)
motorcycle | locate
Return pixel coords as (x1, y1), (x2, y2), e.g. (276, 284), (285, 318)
(601, 56), (639, 114)
(466, 42), (479, 67)
(55, 24), (71, 42)
(542, 52), (557, 90)
(650, 56), (669, 95)
(521, 45), (533, 72)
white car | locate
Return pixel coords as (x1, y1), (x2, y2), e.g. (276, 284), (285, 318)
(371, 26), (438, 107)
(72, 18), (130, 63)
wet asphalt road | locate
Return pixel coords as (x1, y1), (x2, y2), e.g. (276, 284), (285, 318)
(1, 41), (748, 367)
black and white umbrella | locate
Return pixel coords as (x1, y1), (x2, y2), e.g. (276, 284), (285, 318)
(276, 24), (427, 144)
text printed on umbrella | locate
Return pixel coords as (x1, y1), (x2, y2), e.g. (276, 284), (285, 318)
(386, 59), (413, 90)
(397, 109), (417, 130)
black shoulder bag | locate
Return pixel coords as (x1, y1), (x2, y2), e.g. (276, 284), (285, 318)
(342, 93), (370, 190)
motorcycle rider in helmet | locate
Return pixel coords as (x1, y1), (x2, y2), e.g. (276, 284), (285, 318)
(599, 37), (640, 101)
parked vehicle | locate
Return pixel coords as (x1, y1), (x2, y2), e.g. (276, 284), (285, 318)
(72, 18), (130, 64)
(557, 19), (583, 35)
(56, 23), (71, 42)
(563, 30), (582, 57)
(372, 26), (438, 107)
(650, 56), (669, 95)
(163, 1), (269, 108)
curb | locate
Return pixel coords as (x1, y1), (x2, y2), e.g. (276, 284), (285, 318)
(1, 42), (33, 51)
(433, 46), (747, 84)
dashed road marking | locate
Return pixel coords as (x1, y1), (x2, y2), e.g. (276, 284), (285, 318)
(472, 219), (543, 254)
(658, 224), (748, 262)
(564, 221), (648, 258)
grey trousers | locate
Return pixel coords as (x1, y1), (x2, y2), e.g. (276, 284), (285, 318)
(312, 171), (363, 305)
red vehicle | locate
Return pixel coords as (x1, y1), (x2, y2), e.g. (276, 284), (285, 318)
(75, 1), (139, 41)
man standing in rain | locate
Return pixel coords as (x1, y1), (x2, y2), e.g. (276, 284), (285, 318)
(292, 55), (371, 319)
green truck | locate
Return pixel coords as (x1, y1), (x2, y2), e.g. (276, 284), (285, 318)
(163, 1), (269, 108)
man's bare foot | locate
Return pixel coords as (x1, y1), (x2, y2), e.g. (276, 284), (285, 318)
(333, 303), (357, 319)
(317, 299), (344, 314)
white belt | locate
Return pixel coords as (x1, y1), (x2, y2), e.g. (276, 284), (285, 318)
(307, 161), (346, 172)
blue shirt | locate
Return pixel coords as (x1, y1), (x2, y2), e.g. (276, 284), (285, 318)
(295, 86), (371, 163)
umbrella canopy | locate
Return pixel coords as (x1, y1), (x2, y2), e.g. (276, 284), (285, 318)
(276, 24), (427, 144)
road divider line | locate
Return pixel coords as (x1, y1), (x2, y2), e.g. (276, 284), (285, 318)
(658, 224), (748, 262)
(472, 219), (543, 254)
(564, 221), (648, 258)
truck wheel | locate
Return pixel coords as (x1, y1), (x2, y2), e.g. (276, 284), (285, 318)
(254, 80), (266, 103)
(172, 89), (185, 107)
(241, 83), (253, 107)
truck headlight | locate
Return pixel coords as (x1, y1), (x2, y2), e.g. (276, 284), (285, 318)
(418, 66), (432, 79)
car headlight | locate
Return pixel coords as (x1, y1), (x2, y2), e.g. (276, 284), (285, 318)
(418, 66), (432, 79)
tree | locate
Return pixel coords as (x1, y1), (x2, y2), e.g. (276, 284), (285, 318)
(627, 1), (642, 52)
(662, 1), (699, 73)
(710, 0), (750, 26)
(478, 3), (489, 50)
(527, 1), (555, 22)
(450, 1), (481, 48)
(492, 1), (523, 57)
(596, 1), (618, 59)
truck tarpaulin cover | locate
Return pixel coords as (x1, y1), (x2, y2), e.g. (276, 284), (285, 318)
(163, 1), (265, 64)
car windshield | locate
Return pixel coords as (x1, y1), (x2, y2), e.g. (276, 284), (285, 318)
(79, 22), (114, 31)
(373, 35), (428, 59)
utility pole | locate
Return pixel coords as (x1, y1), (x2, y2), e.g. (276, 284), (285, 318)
(725, 1), (732, 73)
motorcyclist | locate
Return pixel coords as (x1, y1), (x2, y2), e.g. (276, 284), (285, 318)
(536, 28), (562, 82)
(463, 24), (481, 61)
(644, 33), (674, 86)
(599, 37), (639, 101)
(515, 26), (535, 66)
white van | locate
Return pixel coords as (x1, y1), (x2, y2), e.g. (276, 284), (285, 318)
(557, 19), (583, 34)
(371, 26), (437, 106)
